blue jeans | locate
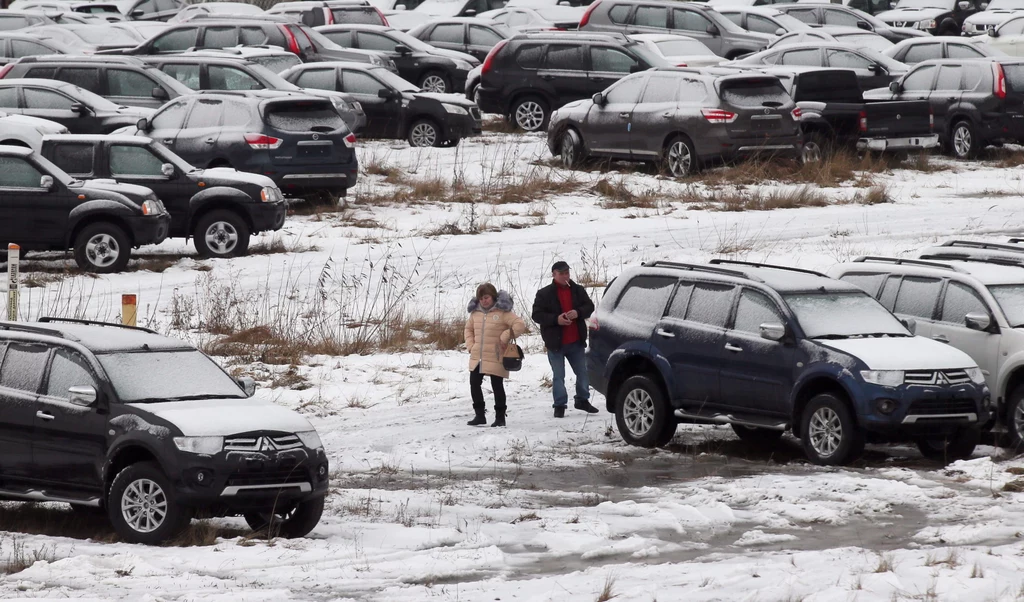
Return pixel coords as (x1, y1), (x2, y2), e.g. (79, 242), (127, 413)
(547, 341), (589, 408)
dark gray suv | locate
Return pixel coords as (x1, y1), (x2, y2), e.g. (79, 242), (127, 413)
(579, 0), (772, 59)
(547, 68), (802, 177)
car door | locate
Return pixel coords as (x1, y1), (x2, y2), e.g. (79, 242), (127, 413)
(207, 64), (263, 91)
(890, 276), (944, 339)
(930, 280), (1000, 391)
(20, 85), (91, 132)
(624, 72), (671, 159)
(426, 22), (468, 55)
(106, 67), (165, 108)
(929, 64), (964, 134)
(173, 97), (224, 167)
(587, 73), (646, 158)
(340, 68), (398, 138)
(635, 76), (706, 158)
(719, 288), (794, 415)
(826, 48), (887, 89)
(357, 31), (410, 76)
(539, 43), (589, 109)
(32, 346), (107, 493)
(0, 342), (49, 481)
(587, 44), (639, 100)
(628, 4), (670, 35)
(146, 97), (191, 154)
(901, 41), (942, 65)
(0, 154), (70, 246)
(467, 24), (503, 61)
(671, 7), (721, 55)
(108, 142), (190, 233)
(896, 63), (936, 104)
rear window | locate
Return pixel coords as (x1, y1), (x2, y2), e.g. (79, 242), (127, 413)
(263, 100), (346, 132)
(515, 44), (546, 70)
(50, 142), (95, 176)
(332, 7), (385, 25)
(1003, 64), (1024, 93)
(719, 78), (791, 108)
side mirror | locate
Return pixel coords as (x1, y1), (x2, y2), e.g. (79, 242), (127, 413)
(981, 1), (989, 6)
(989, 27), (999, 37)
(161, 162), (174, 177)
(395, 3), (406, 8)
(901, 317), (917, 334)
(965, 312), (992, 332)
(377, 88), (396, 99)
(68, 385), (97, 406)
(857, 20), (871, 30)
(706, 24), (720, 36)
(394, 44), (411, 54)
(137, 117), (149, 131)
(775, 27), (786, 36)
(464, 8), (476, 15)
(958, 0), (970, 9)
(151, 86), (168, 100)
(130, 8), (144, 17)
(237, 376), (257, 397)
(759, 323), (786, 341)
(592, 91), (605, 105)
(872, 63), (886, 75)
(70, 102), (87, 115)
(888, 80), (900, 93)
(39, 175), (54, 190)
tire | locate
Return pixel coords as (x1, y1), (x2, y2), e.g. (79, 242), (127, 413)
(950, 120), (979, 159)
(614, 374), (673, 448)
(732, 424), (785, 446)
(407, 119), (441, 147)
(193, 209), (250, 259)
(107, 462), (192, 544)
(800, 393), (864, 466)
(801, 132), (829, 164)
(418, 71), (450, 94)
(207, 159), (232, 169)
(1004, 386), (1024, 450)
(438, 137), (461, 148)
(73, 222), (131, 274)
(661, 135), (697, 178)
(916, 428), (980, 463)
(512, 96), (548, 132)
(470, 84), (481, 107)
(244, 496), (325, 538)
(559, 128), (584, 169)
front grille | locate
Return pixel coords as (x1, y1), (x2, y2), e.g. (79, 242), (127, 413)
(904, 369), (972, 386)
(226, 468), (309, 487)
(224, 434), (304, 452)
(906, 398), (977, 415)
(892, 21), (910, 27)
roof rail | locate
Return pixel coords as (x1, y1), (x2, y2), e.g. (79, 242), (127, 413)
(918, 252), (1024, 268)
(852, 256), (958, 270)
(38, 317), (158, 334)
(0, 321), (71, 339)
(642, 260), (760, 281)
(940, 240), (1024, 254)
(708, 259), (827, 278)
(1008, 238), (1024, 245)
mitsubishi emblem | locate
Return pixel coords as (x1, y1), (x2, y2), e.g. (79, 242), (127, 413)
(256, 437), (277, 451)
(312, 133), (319, 140)
(933, 372), (949, 385)
(764, 108), (771, 115)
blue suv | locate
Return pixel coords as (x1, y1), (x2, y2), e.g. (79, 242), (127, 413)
(586, 260), (991, 465)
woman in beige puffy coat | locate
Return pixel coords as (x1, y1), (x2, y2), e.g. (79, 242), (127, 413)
(465, 282), (528, 428)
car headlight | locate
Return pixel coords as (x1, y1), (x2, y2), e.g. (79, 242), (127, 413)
(351, 101), (362, 113)
(296, 430), (323, 449)
(331, 97), (351, 112)
(141, 199), (161, 215)
(919, 19), (936, 29)
(442, 103), (469, 115)
(260, 186), (281, 202)
(860, 370), (904, 387)
(966, 367), (986, 385)
(174, 436), (224, 455)
(454, 60), (472, 70)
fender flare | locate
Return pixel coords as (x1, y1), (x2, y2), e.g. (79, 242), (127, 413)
(67, 201), (136, 247)
(188, 186), (254, 230)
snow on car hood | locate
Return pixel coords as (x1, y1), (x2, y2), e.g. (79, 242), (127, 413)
(200, 167), (276, 188)
(0, 113), (67, 133)
(415, 92), (477, 106)
(817, 337), (977, 371)
(664, 55), (724, 67)
(877, 7), (947, 21)
(130, 398), (314, 437)
(966, 9), (1024, 23)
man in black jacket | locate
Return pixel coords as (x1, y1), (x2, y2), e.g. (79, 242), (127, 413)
(532, 261), (598, 418)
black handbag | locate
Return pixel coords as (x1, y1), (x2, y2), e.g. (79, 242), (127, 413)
(502, 331), (524, 371)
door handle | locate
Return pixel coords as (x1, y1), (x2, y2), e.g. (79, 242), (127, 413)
(724, 343), (743, 353)
(541, 74), (555, 80)
(932, 335), (949, 343)
(661, 112), (672, 119)
(618, 112), (630, 118)
(204, 137), (216, 144)
(162, 139), (174, 144)
(655, 328), (675, 338)
(36, 411), (54, 421)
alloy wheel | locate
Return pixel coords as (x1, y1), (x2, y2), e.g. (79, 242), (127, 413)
(953, 124), (972, 158)
(421, 75), (447, 93)
(561, 132), (576, 168)
(667, 141), (692, 177)
(1014, 403), (1024, 445)
(410, 122), (438, 147)
(85, 233), (120, 269)
(514, 101), (544, 131)
(802, 140), (822, 164)
(808, 406), (842, 458)
(204, 221), (239, 256)
(623, 388), (655, 437)
(121, 478), (168, 534)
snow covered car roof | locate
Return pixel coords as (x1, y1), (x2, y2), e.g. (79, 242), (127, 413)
(0, 319), (192, 354)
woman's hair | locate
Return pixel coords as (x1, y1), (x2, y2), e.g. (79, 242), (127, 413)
(476, 282), (498, 300)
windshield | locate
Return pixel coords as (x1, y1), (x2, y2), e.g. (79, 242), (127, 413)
(69, 26), (140, 45)
(390, 29), (435, 52)
(148, 140), (195, 172)
(988, 0), (1024, 7)
(784, 292), (910, 338)
(251, 53), (302, 73)
(775, 13), (812, 31)
(895, 0), (953, 9)
(301, 26), (349, 51)
(988, 285), (1024, 327)
(98, 350), (246, 403)
(627, 43), (670, 67)
(835, 32), (894, 52)
(373, 67), (419, 91)
(655, 39), (716, 56)
(59, 83), (121, 111)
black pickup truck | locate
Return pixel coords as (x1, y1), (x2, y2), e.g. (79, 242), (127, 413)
(755, 67), (938, 160)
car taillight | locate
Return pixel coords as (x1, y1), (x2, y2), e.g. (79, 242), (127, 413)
(0, 64), (12, 79)
(375, 7), (388, 26)
(929, 108), (934, 131)
(994, 62), (1006, 99)
(324, 7), (334, 24)
(701, 108), (737, 124)
(791, 107), (802, 120)
(481, 39), (508, 77)
(279, 24), (300, 54)
(579, 0), (600, 28)
(676, 62), (687, 67)
(859, 110), (867, 133)
(244, 133), (283, 149)
(343, 132), (356, 148)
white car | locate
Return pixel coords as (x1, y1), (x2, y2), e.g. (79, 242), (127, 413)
(629, 33), (723, 67)
(985, 13), (1024, 53)
(769, 25), (895, 53)
(477, 5), (586, 30)
(169, 1), (265, 23)
(0, 112), (69, 152)
(883, 35), (1005, 62)
(962, 0), (1024, 34)
(716, 5), (814, 36)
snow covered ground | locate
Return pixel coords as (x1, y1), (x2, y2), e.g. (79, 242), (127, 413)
(6, 131), (1024, 600)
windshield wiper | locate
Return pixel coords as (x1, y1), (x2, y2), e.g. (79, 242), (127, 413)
(814, 334), (851, 340)
(127, 394), (241, 403)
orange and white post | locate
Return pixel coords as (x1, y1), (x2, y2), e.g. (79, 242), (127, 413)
(122, 294), (137, 327)
(6, 244), (18, 322)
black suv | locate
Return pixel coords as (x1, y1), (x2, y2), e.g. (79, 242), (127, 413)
(587, 261), (989, 464)
(128, 90), (358, 200)
(547, 68), (802, 176)
(0, 318), (328, 544)
(0, 145), (170, 273)
(41, 135), (286, 258)
(407, 17), (513, 62)
(266, 0), (388, 27)
(865, 58), (1024, 158)
(281, 62), (481, 147)
(314, 24), (479, 94)
(2, 55), (194, 109)
(733, 42), (909, 91)
(0, 78), (152, 134)
(477, 31), (669, 131)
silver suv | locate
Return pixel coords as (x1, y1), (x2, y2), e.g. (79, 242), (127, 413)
(830, 242), (1024, 447)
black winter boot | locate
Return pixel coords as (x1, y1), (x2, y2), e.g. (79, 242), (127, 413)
(467, 410), (486, 426)
(491, 407), (506, 427)
(554, 407), (565, 418)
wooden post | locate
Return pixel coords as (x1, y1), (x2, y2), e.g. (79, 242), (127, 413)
(6, 244), (18, 322)
(122, 294), (137, 327)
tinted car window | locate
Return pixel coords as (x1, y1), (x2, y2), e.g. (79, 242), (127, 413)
(546, 44), (583, 70)
(333, 7), (384, 24)
(184, 98), (223, 127)
(150, 98), (189, 128)
(295, 68), (337, 90)
(1003, 64), (1024, 92)
(902, 65), (935, 91)
(24, 88), (74, 110)
(516, 43), (545, 69)
(634, 6), (668, 28)
(902, 43), (940, 64)
(947, 43), (984, 59)
(878, 275), (900, 310)
(341, 69), (386, 94)
(221, 100), (251, 127)
(45, 349), (98, 400)
(733, 289), (783, 334)
(934, 65), (962, 91)
(324, 29), (353, 46)
(748, 14), (781, 34)
(827, 49), (872, 70)
(685, 283), (733, 327)
(780, 48), (820, 66)
(641, 74), (679, 102)
(25, 67), (57, 79)
(893, 277), (941, 319)
(720, 78), (789, 107)
(615, 276), (676, 320)
(57, 68), (100, 92)
(590, 46), (637, 72)
(609, 4), (631, 23)
(469, 25), (502, 46)
(0, 88), (16, 108)
(941, 282), (988, 325)
(264, 100), (346, 132)
(604, 75), (645, 103)
(11, 39), (53, 58)
(0, 343), (47, 393)
(787, 9), (818, 24)
(202, 26), (238, 48)
(431, 23), (464, 44)
(108, 69), (157, 97)
(839, 273), (886, 296)
(161, 63), (200, 89)
(50, 143), (94, 176)
(679, 79), (707, 102)
(209, 65), (261, 90)
(667, 283), (693, 318)
(358, 32), (397, 52)
(0, 156), (44, 188)
(672, 8), (711, 32)
(823, 8), (860, 26)
(111, 144), (164, 176)
(152, 27), (198, 52)
(240, 26), (268, 45)
(1000, 17), (1024, 35)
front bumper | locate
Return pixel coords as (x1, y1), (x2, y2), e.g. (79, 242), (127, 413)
(857, 134), (940, 152)
(260, 161), (358, 196)
(125, 213), (171, 246)
(445, 113), (482, 140)
(857, 381), (990, 436)
(246, 200), (287, 233)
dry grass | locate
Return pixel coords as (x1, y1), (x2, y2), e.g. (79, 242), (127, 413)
(356, 167), (580, 208)
(875, 553), (896, 573)
(249, 236), (318, 256)
(991, 147), (1024, 168)
(593, 178), (659, 210)
(596, 576), (617, 602)
(1003, 477), (1024, 492)
(482, 118), (520, 134)
(710, 185), (827, 212)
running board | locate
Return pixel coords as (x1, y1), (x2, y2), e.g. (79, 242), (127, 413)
(674, 409), (788, 431)
(0, 487), (101, 507)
